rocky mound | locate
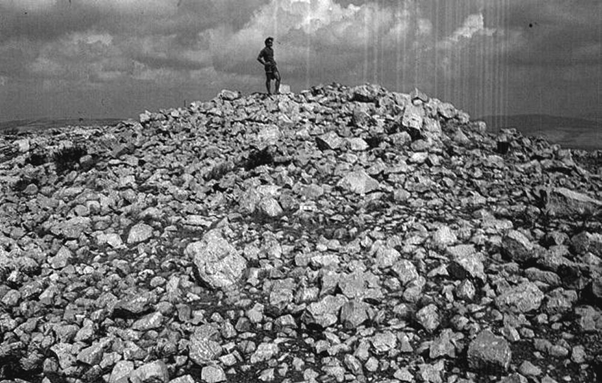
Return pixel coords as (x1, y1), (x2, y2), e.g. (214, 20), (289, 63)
(1, 83), (601, 383)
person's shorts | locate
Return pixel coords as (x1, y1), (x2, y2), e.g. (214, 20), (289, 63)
(265, 65), (279, 80)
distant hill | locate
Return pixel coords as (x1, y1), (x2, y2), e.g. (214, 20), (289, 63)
(0, 118), (124, 135)
(478, 114), (601, 151)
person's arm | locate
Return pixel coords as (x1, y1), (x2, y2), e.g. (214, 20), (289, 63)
(257, 50), (266, 66)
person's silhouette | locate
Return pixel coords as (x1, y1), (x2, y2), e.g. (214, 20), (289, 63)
(257, 37), (281, 95)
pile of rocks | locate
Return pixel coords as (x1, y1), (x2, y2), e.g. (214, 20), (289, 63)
(1, 83), (601, 383)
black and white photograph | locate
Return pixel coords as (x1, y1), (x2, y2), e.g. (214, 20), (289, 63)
(0, 1), (600, 382)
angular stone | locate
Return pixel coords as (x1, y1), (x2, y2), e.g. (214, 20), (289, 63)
(415, 304), (440, 332)
(185, 229), (247, 290)
(417, 360), (445, 383)
(132, 312), (163, 331)
(429, 329), (461, 359)
(258, 197), (284, 217)
(77, 341), (107, 365)
(575, 305), (602, 332)
(201, 365), (227, 383)
(371, 331), (397, 353)
(170, 376), (196, 383)
(218, 89), (241, 101)
(402, 104), (424, 131)
(113, 293), (154, 316)
(499, 374), (528, 383)
(518, 361), (542, 376)
(189, 331), (222, 365)
(337, 170), (380, 194)
(346, 137), (369, 151)
(448, 252), (486, 282)
(438, 102), (458, 119)
(109, 360), (134, 383)
(301, 294), (348, 328)
(351, 84), (381, 102)
(130, 360), (169, 383)
(250, 342), (280, 364)
(340, 300), (370, 329)
(391, 259), (419, 286)
(544, 187), (602, 217)
(127, 222), (154, 244)
(50, 246), (72, 269)
(571, 231), (602, 257)
(467, 330), (511, 372)
(495, 282), (544, 313)
(338, 270), (383, 301)
(316, 131), (344, 151)
(502, 230), (537, 263)
(431, 226), (457, 248)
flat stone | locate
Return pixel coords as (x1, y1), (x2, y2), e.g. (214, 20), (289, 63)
(337, 170), (380, 194)
(127, 222), (154, 244)
(132, 311), (163, 331)
(518, 360), (542, 376)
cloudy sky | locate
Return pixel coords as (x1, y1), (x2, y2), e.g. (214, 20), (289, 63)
(0, 0), (600, 122)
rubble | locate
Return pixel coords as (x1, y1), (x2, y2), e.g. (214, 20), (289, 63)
(0, 83), (601, 382)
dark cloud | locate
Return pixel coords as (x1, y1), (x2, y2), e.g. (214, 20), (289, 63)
(0, 0), (600, 121)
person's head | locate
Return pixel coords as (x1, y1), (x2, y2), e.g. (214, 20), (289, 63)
(265, 37), (274, 47)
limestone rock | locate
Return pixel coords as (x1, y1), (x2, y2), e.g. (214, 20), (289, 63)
(467, 330), (511, 372)
(337, 170), (380, 194)
(544, 187), (602, 217)
(301, 295), (348, 328)
(495, 282), (544, 313)
(185, 229), (247, 290)
(502, 230), (538, 263)
(127, 222), (154, 244)
(130, 360), (169, 383)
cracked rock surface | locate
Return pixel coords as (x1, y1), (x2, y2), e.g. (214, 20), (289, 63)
(1, 83), (601, 382)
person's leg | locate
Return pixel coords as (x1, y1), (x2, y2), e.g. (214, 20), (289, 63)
(265, 74), (271, 95)
(274, 70), (281, 94)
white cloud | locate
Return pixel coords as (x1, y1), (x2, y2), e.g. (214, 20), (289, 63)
(446, 13), (495, 44)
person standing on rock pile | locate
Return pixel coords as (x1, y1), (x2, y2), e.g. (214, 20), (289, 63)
(257, 37), (281, 95)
